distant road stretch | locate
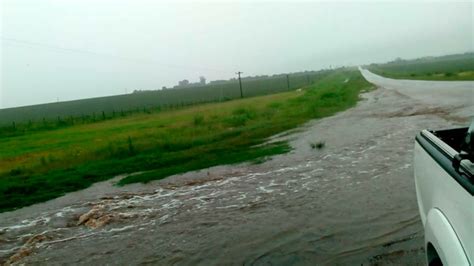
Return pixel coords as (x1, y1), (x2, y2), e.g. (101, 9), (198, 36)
(360, 68), (474, 120)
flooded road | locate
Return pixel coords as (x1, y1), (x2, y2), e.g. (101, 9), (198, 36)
(1, 70), (472, 265)
(360, 68), (473, 118)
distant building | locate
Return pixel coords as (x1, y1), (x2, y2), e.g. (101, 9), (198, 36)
(173, 77), (207, 89)
(178, 79), (189, 86)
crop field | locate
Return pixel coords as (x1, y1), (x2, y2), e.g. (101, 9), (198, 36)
(0, 70), (327, 127)
(368, 52), (474, 80)
(0, 68), (373, 212)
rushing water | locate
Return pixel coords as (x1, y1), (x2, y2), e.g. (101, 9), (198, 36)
(1, 72), (471, 265)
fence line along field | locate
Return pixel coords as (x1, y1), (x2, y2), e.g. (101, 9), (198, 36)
(0, 70), (328, 128)
(0, 68), (373, 212)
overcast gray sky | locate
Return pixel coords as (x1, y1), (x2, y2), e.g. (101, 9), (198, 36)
(0, 0), (472, 108)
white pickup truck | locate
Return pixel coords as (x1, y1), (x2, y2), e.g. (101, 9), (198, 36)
(414, 122), (474, 265)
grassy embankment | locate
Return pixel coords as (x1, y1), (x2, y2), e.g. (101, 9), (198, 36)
(0, 68), (372, 212)
(368, 53), (474, 80)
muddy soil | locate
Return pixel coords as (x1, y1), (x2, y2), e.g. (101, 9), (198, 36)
(1, 70), (472, 265)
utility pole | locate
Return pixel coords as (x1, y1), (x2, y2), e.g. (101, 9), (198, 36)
(286, 74), (290, 89)
(236, 71), (243, 98)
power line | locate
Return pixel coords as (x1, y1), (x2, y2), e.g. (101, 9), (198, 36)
(0, 36), (229, 74)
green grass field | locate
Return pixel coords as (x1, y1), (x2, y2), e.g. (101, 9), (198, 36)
(0, 68), (372, 212)
(368, 52), (474, 80)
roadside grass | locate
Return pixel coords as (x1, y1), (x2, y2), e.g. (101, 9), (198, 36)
(0, 68), (372, 212)
(368, 53), (474, 81)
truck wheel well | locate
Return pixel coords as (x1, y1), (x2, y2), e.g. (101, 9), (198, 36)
(427, 242), (442, 266)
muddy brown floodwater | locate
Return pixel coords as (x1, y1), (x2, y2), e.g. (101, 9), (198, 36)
(1, 70), (472, 265)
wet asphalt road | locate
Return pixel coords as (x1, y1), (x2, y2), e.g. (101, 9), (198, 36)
(1, 70), (472, 265)
(360, 68), (473, 119)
